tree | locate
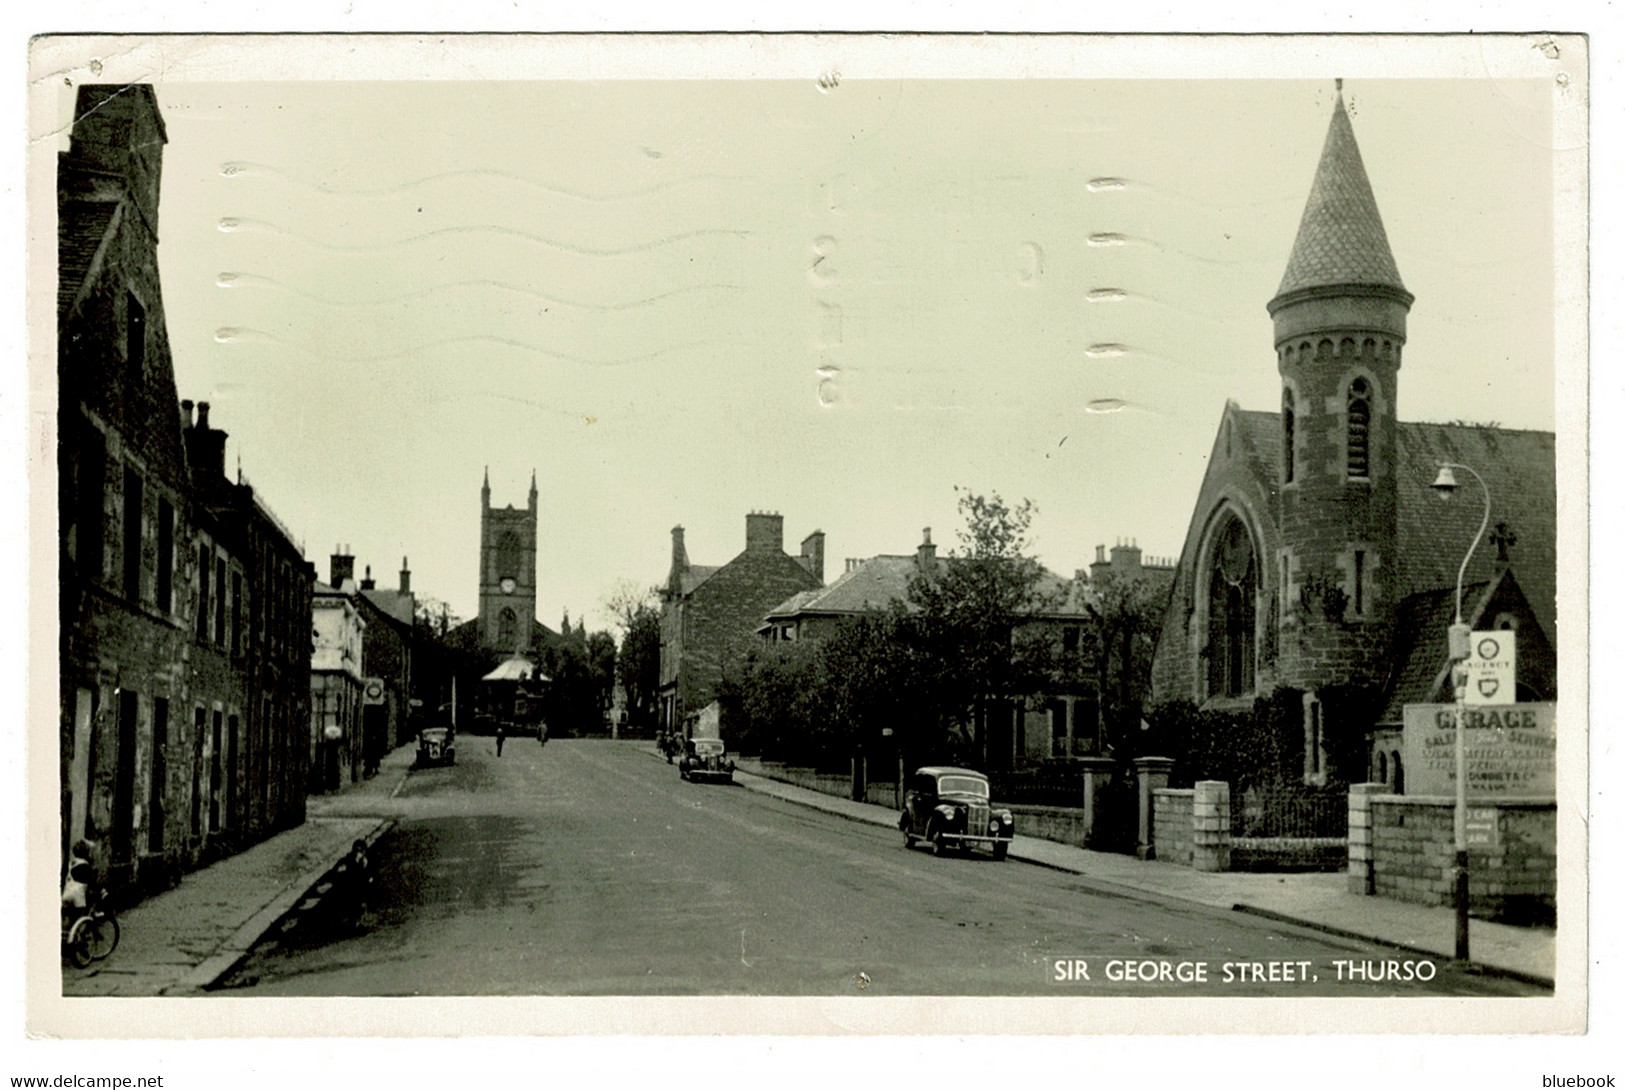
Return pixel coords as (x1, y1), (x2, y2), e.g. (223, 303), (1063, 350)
(1087, 569), (1167, 754)
(604, 581), (661, 732)
(904, 488), (1059, 764)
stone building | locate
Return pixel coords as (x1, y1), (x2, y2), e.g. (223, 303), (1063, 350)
(310, 570), (366, 793)
(58, 84), (315, 898)
(1148, 87), (1556, 784)
(478, 469), (538, 655)
(356, 557), (417, 757)
(758, 531), (1173, 766)
(182, 402), (315, 855)
(659, 513), (824, 733)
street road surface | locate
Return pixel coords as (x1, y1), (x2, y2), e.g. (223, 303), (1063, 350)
(218, 739), (1542, 997)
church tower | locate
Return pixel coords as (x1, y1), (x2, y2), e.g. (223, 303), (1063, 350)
(478, 469), (539, 654)
(1268, 83), (1413, 695)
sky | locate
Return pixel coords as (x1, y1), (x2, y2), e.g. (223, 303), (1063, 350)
(52, 47), (1566, 634)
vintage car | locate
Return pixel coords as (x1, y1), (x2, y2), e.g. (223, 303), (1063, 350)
(899, 766), (1015, 860)
(415, 725), (456, 768)
(678, 737), (735, 784)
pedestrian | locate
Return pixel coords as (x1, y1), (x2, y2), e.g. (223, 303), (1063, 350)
(496, 722), (506, 757)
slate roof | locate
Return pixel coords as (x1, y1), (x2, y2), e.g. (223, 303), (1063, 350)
(57, 198), (119, 318)
(1379, 580), (1488, 723)
(762, 553), (1082, 624)
(677, 564), (721, 596)
(1219, 411), (1556, 647)
(1275, 93), (1408, 299)
(1392, 423), (1556, 647)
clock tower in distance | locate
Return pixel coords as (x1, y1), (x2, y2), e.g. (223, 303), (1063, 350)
(478, 468), (539, 654)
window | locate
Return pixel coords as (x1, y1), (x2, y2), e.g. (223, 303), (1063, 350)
(1353, 550), (1366, 616)
(498, 607), (517, 650)
(1347, 378), (1371, 478)
(214, 556), (227, 645)
(1279, 555), (1290, 624)
(1206, 517), (1256, 698)
(148, 698), (167, 853)
(1282, 387), (1296, 484)
(496, 531), (523, 584)
(126, 292), (146, 370)
(74, 420), (106, 582)
(197, 544), (212, 641)
(1304, 695), (1325, 784)
(226, 714), (239, 828)
(1050, 700), (1070, 757)
(156, 497), (173, 612)
(1061, 626), (1080, 655)
(230, 571), (243, 655)
(190, 707), (206, 840)
(122, 466), (143, 600)
(209, 711), (223, 833)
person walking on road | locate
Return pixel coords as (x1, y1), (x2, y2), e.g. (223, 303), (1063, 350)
(495, 723), (506, 757)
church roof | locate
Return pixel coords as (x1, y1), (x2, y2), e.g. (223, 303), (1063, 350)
(1392, 422), (1556, 648)
(1274, 91), (1408, 300)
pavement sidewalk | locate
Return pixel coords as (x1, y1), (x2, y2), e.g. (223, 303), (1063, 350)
(61, 743), (415, 997)
(660, 746), (1555, 987)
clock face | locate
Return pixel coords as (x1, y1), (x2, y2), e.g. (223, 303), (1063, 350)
(500, 577), (516, 594)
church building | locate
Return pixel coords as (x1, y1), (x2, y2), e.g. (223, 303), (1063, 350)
(477, 468), (539, 655)
(1148, 87), (1557, 785)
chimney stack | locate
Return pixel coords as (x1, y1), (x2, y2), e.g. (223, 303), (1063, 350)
(330, 546), (355, 589)
(745, 511), (785, 554)
(800, 530), (826, 583)
(670, 525), (689, 575)
(361, 564), (376, 591)
(399, 557), (411, 594)
(181, 399), (194, 429)
(916, 527), (937, 575)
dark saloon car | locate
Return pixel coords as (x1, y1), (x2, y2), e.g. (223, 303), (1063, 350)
(415, 724), (456, 768)
(899, 767), (1015, 860)
(678, 737), (735, 784)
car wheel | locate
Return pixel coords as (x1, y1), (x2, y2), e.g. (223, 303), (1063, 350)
(992, 841), (1009, 861)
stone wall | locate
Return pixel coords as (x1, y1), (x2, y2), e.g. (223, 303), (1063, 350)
(1367, 795), (1556, 924)
(1152, 788), (1194, 865)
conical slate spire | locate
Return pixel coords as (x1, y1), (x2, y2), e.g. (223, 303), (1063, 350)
(1274, 88), (1407, 300)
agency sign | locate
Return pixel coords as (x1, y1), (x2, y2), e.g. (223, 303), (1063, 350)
(1401, 703), (1555, 799)
(1460, 630), (1516, 705)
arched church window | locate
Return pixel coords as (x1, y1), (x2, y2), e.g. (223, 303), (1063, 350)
(496, 531), (523, 582)
(1347, 378), (1371, 478)
(498, 607), (517, 650)
(1206, 517), (1256, 698)
(1282, 388), (1296, 484)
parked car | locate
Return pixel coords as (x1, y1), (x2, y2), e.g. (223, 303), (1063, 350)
(678, 737), (735, 784)
(899, 766), (1015, 860)
(415, 724), (456, 768)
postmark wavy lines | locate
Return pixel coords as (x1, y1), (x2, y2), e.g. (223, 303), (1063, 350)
(215, 217), (750, 257)
(214, 272), (746, 312)
(211, 328), (752, 368)
(218, 161), (745, 202)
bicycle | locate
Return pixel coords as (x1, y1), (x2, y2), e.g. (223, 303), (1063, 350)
(61, 863), (119, 969)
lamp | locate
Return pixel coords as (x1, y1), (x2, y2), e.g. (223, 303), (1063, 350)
(1432, 461), (1490, 962)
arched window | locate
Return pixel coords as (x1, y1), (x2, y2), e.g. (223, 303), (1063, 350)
(1282, 388), (1296, 484)
(1206, 517), (1256, 698)
(1347, 378), (1371, 478)
(496, 531), (524, 582)
(1377, 751), (1388, 783)
(498, 607), (517, 650)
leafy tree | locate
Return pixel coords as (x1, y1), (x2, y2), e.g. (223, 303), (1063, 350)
(605, 581), (661, 731)
(1087, 569), (1167, 753)
(904, 489), (1059, 762)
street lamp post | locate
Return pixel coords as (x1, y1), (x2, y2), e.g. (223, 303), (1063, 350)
(1430, 461), (1491, 962)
